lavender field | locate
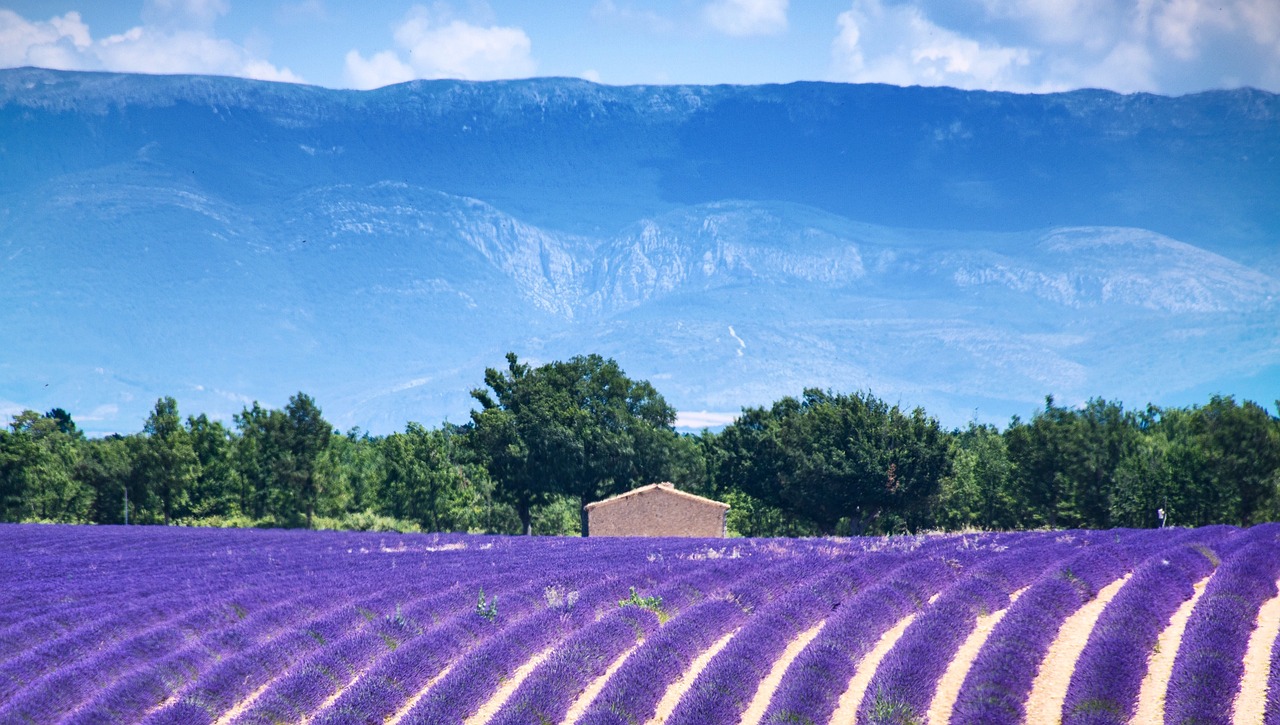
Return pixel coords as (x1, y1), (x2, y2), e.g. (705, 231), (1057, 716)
(3, 524), (1279, 724)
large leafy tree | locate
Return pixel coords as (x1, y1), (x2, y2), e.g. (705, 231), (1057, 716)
(0, 410), (90, 523)
(469, 353), (678, 536)
(137, 397), (199, 525)
(719, 389), (951, 535)
(381, 420), (468, 535)
(284, 392), (332, 528)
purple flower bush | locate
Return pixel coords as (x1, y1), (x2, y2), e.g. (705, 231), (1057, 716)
(488, 606), (661, 725)
(1165, 526), (1280, 725)
(2, 524), (1275, 725)
(576, 597), (749, 725)
(1059, 542), (1221, 725)
(857, 543), (1074, 724)
(1266, 621), (1280, 725)
(759, 556), (961, 725)
(949, 545), (1136, 725)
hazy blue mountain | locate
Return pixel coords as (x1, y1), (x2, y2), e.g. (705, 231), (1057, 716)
(2, 68), (1277, 434)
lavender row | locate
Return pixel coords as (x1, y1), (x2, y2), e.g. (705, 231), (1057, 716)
(666, 555), (902, 725)
(1059, 541), (1223, 725)
(0, 583), (344, 724)
(759, 555), (962, 725)
(1165, 525), (1280, 724)
(1267, 618), (1280, 725)
(400, 574), (642, 724)
(857, 542), (1075, 724)
(489, 606), (662, 725)
(577, 597), (750, 725)
(949, 544), (1137, 725)
(227, 582), (487, 725)
(157, 575), (548, 725)
(94, 580), (449, 725)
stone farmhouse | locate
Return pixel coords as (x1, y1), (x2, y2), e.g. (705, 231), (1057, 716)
(584, 482), (730, 538)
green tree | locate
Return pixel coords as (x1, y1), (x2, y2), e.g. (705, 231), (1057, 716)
(1004, 397), (1139, 529)
(283, 392), (332, 528)
(718, 389), (951, 535)
(75, 434), (136, 524)
(0, 410), (90, 522)
(137, 397), (199, 525)
(379, 422), (468, 531)
(185, 414), (241, 519)
(469, 353), (679, 536)
(936, 422), (1017, 530)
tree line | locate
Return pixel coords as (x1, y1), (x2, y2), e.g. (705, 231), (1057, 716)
(3, 353), (1278, 535)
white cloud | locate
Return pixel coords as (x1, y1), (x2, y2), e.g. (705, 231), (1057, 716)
(77, 404), (120, 422)
(675, 410), (739, 429)
(0, 8), (301, 83)
(143, 0), (230, 29)
(590, 1), (675, 34)
(704, 0), (789, 36)
(343, 4), (535, 89)
(832, 0), (1280, 94)
(832, 0), (1039, 91)
(581, 68), (602, 83)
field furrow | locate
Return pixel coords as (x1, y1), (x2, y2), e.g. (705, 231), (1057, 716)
(3, 524), (1279, 725)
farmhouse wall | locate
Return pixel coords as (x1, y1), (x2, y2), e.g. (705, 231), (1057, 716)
(585, 482), (728, 538)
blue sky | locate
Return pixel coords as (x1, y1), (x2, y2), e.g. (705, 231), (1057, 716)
(2, 1), (1279, 93)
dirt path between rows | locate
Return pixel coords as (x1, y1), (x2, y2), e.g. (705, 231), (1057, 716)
(384, 661), (456, 725)
(1131, 575), (1211, 725)
(464, 645), (554, 725)
(213, 680), (273, 725)
(562, 643), (641, 725)
(1025, 574), (1132, 724)
(643, 628), (740, 725)
(829, 613), (918, 723)
(925, 588), (1027, 724)
(1232, 580), (1280, 725)
(738, 620), (827, 725)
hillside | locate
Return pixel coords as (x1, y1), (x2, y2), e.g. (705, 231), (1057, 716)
(1, 69), (1278, 432)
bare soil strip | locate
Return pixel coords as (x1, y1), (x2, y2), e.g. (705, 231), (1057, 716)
(1131, 575), (1211, 725)
(1025, 574), (1132, 725)
(466, 645), (555, 725)
(829, 613), (918, 723)
(300, 664), (372, 725)
(1232, 580), (1280, 725)
(384, 661), (457, 725)
(925, 587), (1027, 725)
(738, 620), (828, 725)
(213, 680), (273, 725)
(562, 643), (642, 725)
(643, 628), (740, 725)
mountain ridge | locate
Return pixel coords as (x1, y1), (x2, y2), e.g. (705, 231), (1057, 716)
(1, 69), (1277, 434)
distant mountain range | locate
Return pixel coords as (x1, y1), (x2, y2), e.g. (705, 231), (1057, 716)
(2, 68), (1277, 434)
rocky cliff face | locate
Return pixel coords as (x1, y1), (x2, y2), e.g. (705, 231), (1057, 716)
(2, 69), (1277, 433)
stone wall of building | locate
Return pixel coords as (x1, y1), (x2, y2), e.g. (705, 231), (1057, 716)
(586, 484), (727, 537)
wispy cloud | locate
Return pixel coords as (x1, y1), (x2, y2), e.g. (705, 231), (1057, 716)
(590, 1), (676, 34)
(832, 0), (1280, 94)
(676, 410), (739, 429)
(344, 2), (534, 89)
(703, 0), (789, 36)
(0, 5), (301, 83)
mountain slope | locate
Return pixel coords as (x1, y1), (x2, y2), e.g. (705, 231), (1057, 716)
(1, 69), (1277, 433)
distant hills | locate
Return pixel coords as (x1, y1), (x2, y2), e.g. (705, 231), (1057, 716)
(2, 68), (1277, 434)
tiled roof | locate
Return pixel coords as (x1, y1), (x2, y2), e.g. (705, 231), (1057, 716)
(583, 481), (730, 511)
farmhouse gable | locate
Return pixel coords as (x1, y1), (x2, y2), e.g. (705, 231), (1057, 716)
(584, 482), (730, 538)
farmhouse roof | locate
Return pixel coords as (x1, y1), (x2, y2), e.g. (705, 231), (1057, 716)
(583, 482), (730, 511)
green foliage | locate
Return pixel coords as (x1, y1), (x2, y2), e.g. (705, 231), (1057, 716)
(718, 389), (951, 535)
(469, 352), (680, 536)
(2, 360), (1278, 536)
(476, 587), (499, 622)
(618, 586), (668, 622)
